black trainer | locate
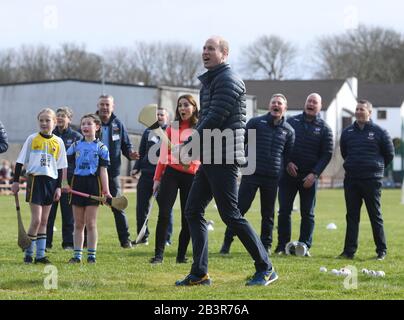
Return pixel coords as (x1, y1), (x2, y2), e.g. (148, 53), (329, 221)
(150, 256), (163, 264)
(24, 256), (33, 264)
(275, 246), (286, 255)
(337, 252), (355, 259)
(176, 257), (188, 264)
(376, 252), (386, 261)
(34, 256), (52, 264)
(219, 242), (231, 255)
(132, 237), (149, 246)
(175, 274), (211, 286)
(121, 240), (133, 249)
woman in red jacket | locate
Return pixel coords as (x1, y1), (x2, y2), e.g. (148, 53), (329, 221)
(150, 94), (200, 264)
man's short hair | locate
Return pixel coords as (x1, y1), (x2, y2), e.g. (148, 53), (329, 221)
(56, 106), (74, 120)
(219, 38), (229, 54)
(358, 99), (373, 112)
(98, 94), (114, 102)
(271, 93), (287, 105)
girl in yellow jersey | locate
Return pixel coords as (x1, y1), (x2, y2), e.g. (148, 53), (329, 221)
(11, 108), (68, 264)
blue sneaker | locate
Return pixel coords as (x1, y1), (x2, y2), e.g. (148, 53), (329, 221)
(246, 270), (278, 286)
(175, 274), (211, 286)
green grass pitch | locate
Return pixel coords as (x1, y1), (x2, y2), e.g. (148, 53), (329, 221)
(0, 189), (403, 300)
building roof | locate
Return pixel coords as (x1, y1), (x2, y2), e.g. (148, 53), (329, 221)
(244, 79), (346, 111)
(358, 83), (404, 108)
(0, 78), (158, 89)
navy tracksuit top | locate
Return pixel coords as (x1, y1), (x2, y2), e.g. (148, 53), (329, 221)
(287, 112), (333, 176)
(246, 113), (295, 178)
(340, 120), (394, 179)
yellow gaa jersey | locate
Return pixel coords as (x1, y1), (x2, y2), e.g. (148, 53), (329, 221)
(16, 133), (68, 179)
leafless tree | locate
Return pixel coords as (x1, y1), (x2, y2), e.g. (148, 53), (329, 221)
(0, 49), (17, 83)
(53, 43), (102, 80)
(14, 45), (54, 81)
(240, 35), (297, 80)
(0, 41), (203, 86)
(103, 47), (141, 84)
(315, 25), (404, 82)
(157, 43), (203, 87)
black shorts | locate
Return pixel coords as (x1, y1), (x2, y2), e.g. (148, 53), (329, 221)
(70, 175), (102, 207)
(26, 175), (58, 206)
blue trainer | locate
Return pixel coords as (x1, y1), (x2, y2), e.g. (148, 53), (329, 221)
(246, 270), (278, 286)
(175, 274), (211, 286)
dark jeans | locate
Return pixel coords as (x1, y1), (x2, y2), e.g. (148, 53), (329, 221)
(343, 178), (387, 255)
(155, 166), (193, 260)
(277, 173), (317, 249)
(46, 192), (74, 248)
(136, 172), (173, 242)
(110, 176), (131, 245)
(185, 164), (272, 277)
(223, 175), (278, 250)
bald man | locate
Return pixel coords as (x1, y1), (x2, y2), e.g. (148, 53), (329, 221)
(276, 93), (333, 256)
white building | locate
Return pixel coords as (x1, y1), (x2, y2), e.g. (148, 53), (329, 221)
(0, 79), (257, 174)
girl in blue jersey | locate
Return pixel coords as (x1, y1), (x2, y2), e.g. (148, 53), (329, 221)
(66, 114), (111, 264)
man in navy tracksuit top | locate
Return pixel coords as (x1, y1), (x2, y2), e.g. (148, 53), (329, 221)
(47, 107), (82, 250)
(276, 93), (333, 256)
(97, 94), (139, 248)
(220, 93), (295, 255)
(338, 99), (394, 261)
(131, 107), (173, 245)
(0, 121), (8, 154)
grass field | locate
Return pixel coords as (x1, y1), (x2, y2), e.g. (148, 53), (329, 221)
(0, 189), (403, 300)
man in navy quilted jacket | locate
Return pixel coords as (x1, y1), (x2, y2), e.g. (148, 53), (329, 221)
(0, 121), (8, 154)
(219, 93), (294, 255)
(338, 99), (394, 261)
(276, 93), (333, 256)
(175, 36), (278, 286)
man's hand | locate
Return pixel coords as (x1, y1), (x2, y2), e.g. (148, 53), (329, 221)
(53, 187), (62, 202)
(287, 162), (298, 177)
(152, 181), (160, 194)
(129, 150), (140, 160)
(303, 173), (317, 189)
(61, 180), (71, 194)
(11, 182), (19, 195)
(131, 169), (139, 179)
(61, 184), (71, 194)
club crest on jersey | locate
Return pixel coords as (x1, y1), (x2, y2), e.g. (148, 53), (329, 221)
(313, 127), (321, 135)
(368, 132), (375, 140)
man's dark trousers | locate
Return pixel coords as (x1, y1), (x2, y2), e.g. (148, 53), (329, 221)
(185, 164), (271, 277)
(136, 171), (174, 243)
(110, 176), (131, 245)
(46, 192), (74, 248)
(136, 172), (154, 240)
(343, 178), (387, 255)
(277, 173), (317, 249)
(223, 175), (278, 250)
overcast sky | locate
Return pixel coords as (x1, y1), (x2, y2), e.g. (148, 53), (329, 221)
(1, 0), (404, 78)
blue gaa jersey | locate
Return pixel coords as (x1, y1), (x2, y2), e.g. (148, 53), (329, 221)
(67, 139), (110, 176)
